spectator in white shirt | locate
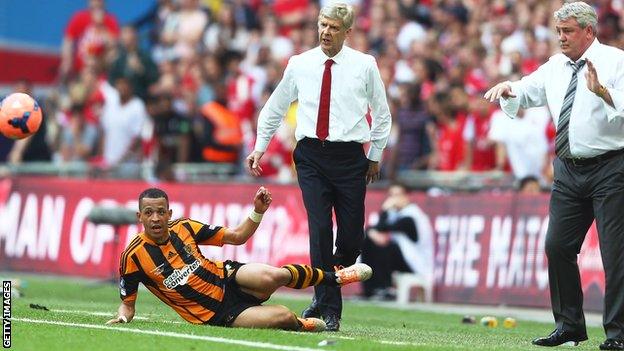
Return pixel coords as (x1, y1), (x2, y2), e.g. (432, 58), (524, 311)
(487, 107), (550, 180)
(484, 2), (624, 349)
(245, 2), (391, 332)
(361, 183), (434, 300)
(100, 76), (148, 170)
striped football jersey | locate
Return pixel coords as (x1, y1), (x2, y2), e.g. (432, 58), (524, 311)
(119, 218), (227, 324)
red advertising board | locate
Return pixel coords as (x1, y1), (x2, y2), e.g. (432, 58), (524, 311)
(429, 194), (603, 311)
(0, 177), (605, 311)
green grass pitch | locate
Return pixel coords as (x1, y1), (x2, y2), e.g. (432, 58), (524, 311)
(5, 273), (607, 350)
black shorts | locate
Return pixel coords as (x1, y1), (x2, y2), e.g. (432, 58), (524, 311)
(209, 260), (265, 327)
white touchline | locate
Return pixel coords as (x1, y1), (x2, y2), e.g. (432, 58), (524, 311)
(50, 309), (184, 324)
(285, 332), (426, 346)
(13, 318), (325, 351)
(32, 310), (427, 348)
(280, 328), (426, 346)
(378, 340), (428, 346)
(51, 309), (146, 318)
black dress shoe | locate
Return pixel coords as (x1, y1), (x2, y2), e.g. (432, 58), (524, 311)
(600, 338), (624, 350)
(302, 298), (320, 319)
(532, 329), (588, 346)
(324, 314), (340, 332)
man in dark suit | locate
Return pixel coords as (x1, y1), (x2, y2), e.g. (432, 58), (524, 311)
(246, 2), (391, 331)
(485, 2), (624, 349)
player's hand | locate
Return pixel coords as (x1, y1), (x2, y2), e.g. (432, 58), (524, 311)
(105, 315), (128, 325)
(484, 82), (516, 102)
(584, 59), (601, 94)
(246, 151), (265, 177)
(366, 161), (380, 184)
(253, 186), (272, 214)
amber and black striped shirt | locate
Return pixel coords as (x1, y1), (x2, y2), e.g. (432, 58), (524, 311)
(119, 218), (227, 324)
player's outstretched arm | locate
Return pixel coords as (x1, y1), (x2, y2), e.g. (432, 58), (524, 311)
(222, 187), (272, 245)
(106, 300), (136, 325)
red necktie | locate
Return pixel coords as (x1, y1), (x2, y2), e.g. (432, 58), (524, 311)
(316, 59), (334, 141)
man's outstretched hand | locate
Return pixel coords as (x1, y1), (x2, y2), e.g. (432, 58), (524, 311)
(246, 151), (265, 177)
(484, 82), (516, 102)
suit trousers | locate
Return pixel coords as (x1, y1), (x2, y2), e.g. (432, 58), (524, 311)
(293, 138), (368, 317)
(547, 151), (624, 339)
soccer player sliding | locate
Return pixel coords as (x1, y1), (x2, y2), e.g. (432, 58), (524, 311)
(106, 186), (372, 332)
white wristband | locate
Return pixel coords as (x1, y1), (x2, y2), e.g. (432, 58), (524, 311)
(249, 210), (264, 223)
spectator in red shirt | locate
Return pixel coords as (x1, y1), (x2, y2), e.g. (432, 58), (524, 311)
(272, 0), (310, 36)
(463, 97), (496, 171)
(428, 92), (467, 171)
(224, 51), (256, 123)
(60, 0), (120, 83)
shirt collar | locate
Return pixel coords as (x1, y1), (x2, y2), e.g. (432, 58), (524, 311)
(317, 45), (347, 65)
(573, 38), (600, 65)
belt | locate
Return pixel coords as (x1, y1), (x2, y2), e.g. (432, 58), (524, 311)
(562, 148), (624, 167)
(298, 137), (362, 151)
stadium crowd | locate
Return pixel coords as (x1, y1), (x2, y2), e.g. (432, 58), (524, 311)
(2, 0), (624, 185)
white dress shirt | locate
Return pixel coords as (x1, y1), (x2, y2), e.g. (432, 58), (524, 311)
(488, 108), (550, 179)
(100, 82), (148, 165)
(254, 45), (392, 162)
(500, 39), (624, 158)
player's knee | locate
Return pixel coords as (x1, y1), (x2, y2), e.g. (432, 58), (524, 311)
(254, 291), (272, 301)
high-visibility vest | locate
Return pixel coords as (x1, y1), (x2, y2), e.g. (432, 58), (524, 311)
(200, 101), (242, 162)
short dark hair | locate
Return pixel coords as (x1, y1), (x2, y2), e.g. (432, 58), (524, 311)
(138, 188), (169, 209)
(518, 176), (539, 191)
